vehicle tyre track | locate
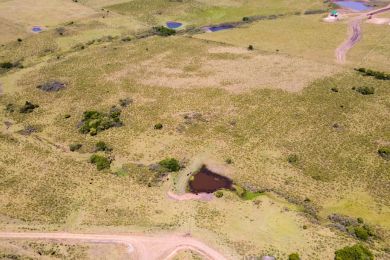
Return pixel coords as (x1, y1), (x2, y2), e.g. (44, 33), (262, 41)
(0, 232), (227, 260)
(335, 4), (390, 63)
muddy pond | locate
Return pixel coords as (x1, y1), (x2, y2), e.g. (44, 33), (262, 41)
(189, 165), (233, 194)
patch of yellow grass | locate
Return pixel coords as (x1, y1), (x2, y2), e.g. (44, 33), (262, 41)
(320, 191), (390, 228)
(194, 14), (347, 64)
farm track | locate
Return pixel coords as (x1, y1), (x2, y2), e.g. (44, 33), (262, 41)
(336, 4), (390, 63)
(0, 232), (227, 260)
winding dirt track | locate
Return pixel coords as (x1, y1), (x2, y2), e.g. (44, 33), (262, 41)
(335, 4), (390, 63)
(0, 232), (227, 260)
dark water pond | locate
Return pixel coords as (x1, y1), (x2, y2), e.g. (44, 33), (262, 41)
(189, 166), (233, 194)
(166, 21), (182, 29)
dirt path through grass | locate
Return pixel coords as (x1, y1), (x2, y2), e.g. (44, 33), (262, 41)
(0, 232), (227, 260)
(336, 4), (390, 63)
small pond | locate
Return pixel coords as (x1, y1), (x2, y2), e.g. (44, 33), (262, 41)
(206, 24), (235, 32)
(32, 26), (42, 33)
(166, 21), (182, 29)
(189, 165), (233, 194)
(334, 1), (372, 11)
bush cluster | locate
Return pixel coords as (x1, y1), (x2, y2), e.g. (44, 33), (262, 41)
(0, 62), (14, 69)
(79, 107), (123, 135)
(355, 67), (390, 80)
(153, 26), (176, 36)
(353, 86), (374, 95)
(158, 158), (180, 172)
(90, 154), (111, 171)
(20, 101), (39, 113)
(353, 225), (372, 241)
(334, 244), (373, 260)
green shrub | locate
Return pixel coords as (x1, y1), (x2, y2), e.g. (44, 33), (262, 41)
(331, 87), (339, 92)
(69, 143), (82, 152)
(119, 98), (132, 107)
(288, 154), (298, 164)
(335, 244), (373, 260)
(95, 141), (112, 152)
(79, 107), (123, 135)
(225, 158), (233, 164)
(248, 45), (254, 51)
(215, 190), (224, 198)
(288, 253), (300, 260)
(90, 154), (111, 171)
(19, 101), (39, 113)
(5, 103), (15, 113)
(357, 217), (364, 224)
(354, 226), (369, 241)
(378, 147), (390, 160)
(153, 26), (176, 36)
(158, 158), (180, 172)
(0, 62), (13, 69)
(353, 86), (374, 95)
(154, 123), (163, 130)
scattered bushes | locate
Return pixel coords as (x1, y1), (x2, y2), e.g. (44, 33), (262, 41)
(378, 147), (390, 160)
(153, 26), (176, 36)
(69, 143), (82, 152)
(329, 214), (374, 240)
(352, 86), (375, 95)
(95, 141), (112, 152)
(355, 68), (390, 80)
(20, 101), (39, 113)
(158, 158), (180, 172)
(334, 244), (373, 260)
(90, 154), (111, 171)
(288, 253), (300, 260)
(79, 107), (123, 135)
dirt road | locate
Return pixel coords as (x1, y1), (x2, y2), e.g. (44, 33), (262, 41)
(335, 4), (390, 63)
(0, 232), (227, 260)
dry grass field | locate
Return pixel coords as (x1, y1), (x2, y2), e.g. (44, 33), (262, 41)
(0, 0), (97, 44)
(0, 0), (390, 259)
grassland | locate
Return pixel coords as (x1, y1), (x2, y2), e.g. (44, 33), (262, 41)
(0, 0), (390, 259)
(105, 0), (329, 26)
(0, 0), (97, 44)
